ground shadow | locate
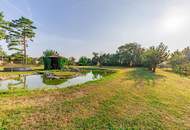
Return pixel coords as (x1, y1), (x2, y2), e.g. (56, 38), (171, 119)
(163, 69), (190, 79)
(126, 68), (166, 87)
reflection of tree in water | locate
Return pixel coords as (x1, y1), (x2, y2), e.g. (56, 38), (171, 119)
(81, 70), (113, 79)
(8, 76), (27, 90)
(91, 71), (101, 79)
(42, 76), (66, 85)
(91, 70), (113, 79)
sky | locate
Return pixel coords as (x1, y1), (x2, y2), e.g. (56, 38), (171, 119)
(0, 0), (190, 59)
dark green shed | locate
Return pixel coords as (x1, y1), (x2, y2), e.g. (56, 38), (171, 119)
(43, 56), (67, 70)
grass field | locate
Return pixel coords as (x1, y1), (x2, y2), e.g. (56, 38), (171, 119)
(0, 67), (190, 130)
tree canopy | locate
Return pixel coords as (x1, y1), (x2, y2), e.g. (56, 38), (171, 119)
(170, 47), (190, 75)
(7, 16), (36, 64)
(117, 43), (144, 66)
(0, 12), (7, 40)
(78, 56), (91, 66)
(43, 49), (60, 57)
(143, 43), (169, 72)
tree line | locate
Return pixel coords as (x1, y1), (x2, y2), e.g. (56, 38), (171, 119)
(78, 43), (190, 74)
(78, 42), (169, 73)
(0, 12), (36, 64)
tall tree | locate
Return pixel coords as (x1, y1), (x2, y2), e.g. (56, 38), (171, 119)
(0, 12), (7, 40)
(117, 43), (144, 66)
(92, 52), (100, 66)
(68, 57), (76, 65)
(182, 47), (190, 60)
(143, 43), (169, 72)
(0, 45), (6, 62)
(78, 56), (91, 66)
(98, 53), (118, 66)
(170, 48), (190, 75)
(170, 50), (186, 73)
(7, 17), (36, 64)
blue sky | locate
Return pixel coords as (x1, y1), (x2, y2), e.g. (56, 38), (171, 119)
(1, 0), (190, 59)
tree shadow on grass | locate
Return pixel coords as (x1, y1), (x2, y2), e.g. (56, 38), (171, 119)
(126, 68), (166, 87)
(163, 69), (189, 78)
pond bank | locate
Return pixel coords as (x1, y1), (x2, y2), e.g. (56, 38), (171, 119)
(0, 68), (114, 91)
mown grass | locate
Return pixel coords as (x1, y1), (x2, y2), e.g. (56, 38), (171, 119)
(0, 67), (190, 130)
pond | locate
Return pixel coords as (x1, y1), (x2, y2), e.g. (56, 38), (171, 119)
(0, 70), (112, 91)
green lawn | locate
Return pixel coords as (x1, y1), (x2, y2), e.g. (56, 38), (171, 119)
(0, 67), (190, 130)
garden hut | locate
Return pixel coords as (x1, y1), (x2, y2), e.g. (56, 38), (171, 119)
(43, 56), (67, 70)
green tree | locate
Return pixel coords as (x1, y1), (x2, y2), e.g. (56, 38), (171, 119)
(99, 53), (119, 66)
(92, 52), (100, 66)
(108, 53), (120, 66)
(117, 43), (144, 66)
(43, 49), (59, 57)
(143, 43), (169, 72)
(182, 47), (190, 60)
(0, 12), (8, 40)
(68, 57), (76, 65)
(7, 17), (36, 64)
(0, 45), (6, 63)
(169, 48), (190, 75)
(8, 52), (23, 64)
(78, 56), (91, 66)
(170, 51), (186, 73)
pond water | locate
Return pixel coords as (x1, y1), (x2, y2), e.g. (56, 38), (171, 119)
(0, 71), (108, 91)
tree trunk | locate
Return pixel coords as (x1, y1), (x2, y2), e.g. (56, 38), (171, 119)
(1, 56), (3, 63)
(23, 36), (27, 65)
(23, 76), (26, 88)
(152, 66), (156, 73)
(148, 66), (152, 71)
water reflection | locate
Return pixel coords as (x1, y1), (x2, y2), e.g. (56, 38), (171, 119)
(7, 76), (27, 90)
(43, 76), (66, 85)
(0, 71), (109, 91)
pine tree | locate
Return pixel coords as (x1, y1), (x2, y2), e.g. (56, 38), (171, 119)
(0, 12), (7, 40)
(7, 17), (36, 64)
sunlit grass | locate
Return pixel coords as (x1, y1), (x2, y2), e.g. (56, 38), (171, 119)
(0, 67), (190, 129)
